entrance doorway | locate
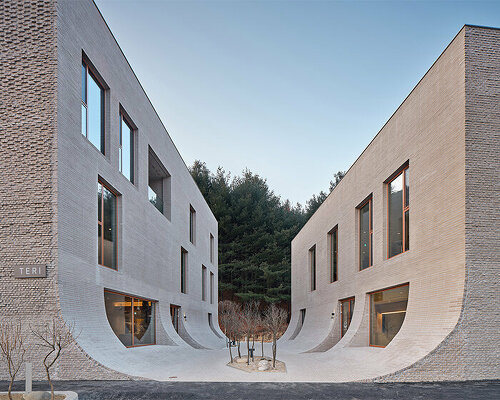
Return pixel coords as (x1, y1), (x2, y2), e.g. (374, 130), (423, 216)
(170, 304), (180, 333)
(340, 297), (355, 337)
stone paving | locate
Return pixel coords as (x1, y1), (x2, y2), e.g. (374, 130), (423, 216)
(3, 380), (499, 400)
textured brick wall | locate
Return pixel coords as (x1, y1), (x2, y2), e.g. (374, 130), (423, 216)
(377, 25), (500, 382)
(0, 0), (129, 380)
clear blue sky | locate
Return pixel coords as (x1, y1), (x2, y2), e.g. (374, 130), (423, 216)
(95, 0), (500, 205)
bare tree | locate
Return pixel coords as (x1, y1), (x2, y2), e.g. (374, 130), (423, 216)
(31, 319), (77, 400)
(218, 300), (242, 363)
(264, 303), (288, 368)
(241, 301), (259, 364)
(0, 320), (26, 400)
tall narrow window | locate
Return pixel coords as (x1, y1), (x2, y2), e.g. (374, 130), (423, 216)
(309, 245), (316, 291)
(358, 197), (373, 270)
(202, 265), (207, 301)
(340, 297), (355, 337)
(210, 271), (214, 304)
(189, 206), (196, 244)
(210, 233), (215, 264)
(104, 290), (156, 347)
(81, 60), (104, 153)
(98, 180), (117, 269)
(181, 248), (188, 294)
(370, 284), (409, 347)
(119, 112), (135, 183)
(328, 226), (338, 282)
(148, 147), (171, 218)
(387, 167), (409, 258)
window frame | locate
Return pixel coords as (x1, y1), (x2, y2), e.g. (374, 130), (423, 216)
(369, 283), (409, 348)
(97, 179), (118, 270)
(181, 248), (188, 294)
(81, 59), (105, 154)
(104, 289), (157, 348)
(358, 196), (373, 270)
(210, 271), (214, 304)
(309, 245), (316, 291)
(119, 110), (135, 184)
(202, 265), (207, 302)
(210, 233), (215, 264)
(386, 166), (409, 259)
(189, 206), (196, 244)
(328, 225), (338, 283)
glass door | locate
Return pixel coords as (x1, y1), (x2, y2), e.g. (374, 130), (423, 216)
(340, 297), (355, 337)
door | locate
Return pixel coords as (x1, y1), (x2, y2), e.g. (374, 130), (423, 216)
(340, 297), (355, 337)
(170, 304), (180, 333)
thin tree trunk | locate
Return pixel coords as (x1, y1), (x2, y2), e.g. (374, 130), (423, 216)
(237, 340), (241, 358)
(8, 375), (14, 400)
(251, 336), (255, 362)
(246, 336), (250, 365)
(272, 335), (277, 368)
(228, 341), (233, 363)
(261, 335), (264, 358)
(46, 366), (54, 400)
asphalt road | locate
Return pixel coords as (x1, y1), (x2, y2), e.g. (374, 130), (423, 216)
(3, 380), (499, 399)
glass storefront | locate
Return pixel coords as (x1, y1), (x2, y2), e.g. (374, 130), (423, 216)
(104, 290), (156, 347)
(370, 284), (409, 347)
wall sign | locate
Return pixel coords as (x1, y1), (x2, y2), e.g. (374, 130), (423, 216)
(14, 265), (47, 278)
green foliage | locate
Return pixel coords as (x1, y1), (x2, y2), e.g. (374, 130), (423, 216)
(190, 160), (345, 306)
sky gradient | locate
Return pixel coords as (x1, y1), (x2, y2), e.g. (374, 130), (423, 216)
(95, 0), (500, 205)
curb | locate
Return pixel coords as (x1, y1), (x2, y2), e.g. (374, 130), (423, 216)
(1, 392), (78, 399)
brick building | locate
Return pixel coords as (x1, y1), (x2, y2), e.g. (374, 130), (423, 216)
(281, 25), (500, 381)
(0, 0), (224, 380)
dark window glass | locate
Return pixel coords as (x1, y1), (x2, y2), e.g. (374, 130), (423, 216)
(98, 181), (116, 269)
(119, 114), (134, 183)
(310, 246), (316, 291)
(104, 291), (132, 347)
(81, 62), (104, 153)
(388, 174), (403, 257)
(341, 298), (355, 337)
(202, 266), (207, 301)
(104, 291), (156, 347)
(133, 298), (155, 346)
(359, 199), (372, 270)
(210, 271), (214, 304)
(370, 284), (409, 347)
(189, 206), (196, 244)
(170, 305), (180, 333)
(181, 248), (187, 293)
(210, 234), (214, 264)
(329, 227), (338, 282)
(404, 210), (410, 251)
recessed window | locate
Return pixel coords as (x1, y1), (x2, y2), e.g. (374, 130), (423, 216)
(210, 271), (214, 304)
(309, 245), (316, 291)
(340, 297), (355, 337)
(370, 284), (409, 347)
(170, 304), (180, 333)
(181, 248), (188, 294)
(387, 166), (409, 258)
(189, 206), (196, 244)
(119, 111), (135, 183)
(81, 60), (104, 153)
(104, 290), (156, 347)
(98, 180), (117, 269)
(148, 147), (171, 218)
(202, 265), (207, 301)
(358, 196), (373, 270)
(328, 226), (338, 282)
(210, 233), (215, 264)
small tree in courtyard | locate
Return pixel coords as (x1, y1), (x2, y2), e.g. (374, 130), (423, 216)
(31, 319), (77, 400)
(241, 301), (259, 364)
(219, 300), (241, 363)
(264, 303), (288, 368)
(0, 320), (26, 400)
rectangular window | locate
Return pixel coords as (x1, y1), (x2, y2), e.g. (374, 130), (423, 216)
(202, 265), (207, 301)
(98, 180), (117, 269)
(340, 297), (355, 337)
(181, 248), (188, 294)
(328, 226), (338, 282)
(210, 271), (214, 304)
(119, 112), (135, 183)
(189, 206), (196, 244)
(81, 60), (104, 153)
(104, 290), (156, 347)
(210, 233), (215, 264)
(387, 167), (409, 258)
(358, 197), (373, 270)
(148, 147), (171, 218)
(370, 284), (409, 347)
(309, 245), (316, 291)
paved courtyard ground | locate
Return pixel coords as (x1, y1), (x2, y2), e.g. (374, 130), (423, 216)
(3, 380), (499, 399)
